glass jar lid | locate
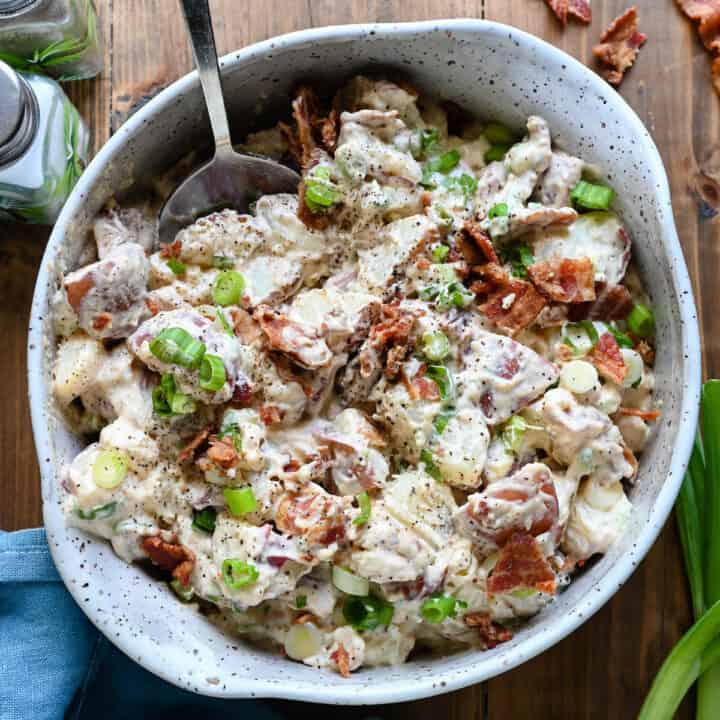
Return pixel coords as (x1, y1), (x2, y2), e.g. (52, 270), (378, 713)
(0, 61), (38, 167)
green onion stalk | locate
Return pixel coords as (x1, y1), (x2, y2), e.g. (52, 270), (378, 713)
(639, 381), (720, 719)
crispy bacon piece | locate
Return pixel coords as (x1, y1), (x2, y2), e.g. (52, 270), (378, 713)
(544, 0), (592, 24)
(231, 376), (254, 407)
(401, 364), (441, 402)
(275, 492), (348, 546)
(331, 645), (351, 679)
(321, 108), (340, 153)
(478, 264), (547, 335)
(178, 427), (211, 463)
(145, 297), (161, 316)
(159, 238), (182, 259)
(618, 407), (662, 421)
(207, 436), (239, 469)
(635, 339), (655, 365)
(385, 344), (410, 379)
(588, 332), (627, 384)
(676, 0), (720, 22)
(229, 307), (262, 344)
(462, 221), (499, 264)
(700, 10), (720, 52)
(593, 7), (648, 86)
(568, 284), (634, 322)
(527, 257), (596, 303)
(260, 405), (284, 426)
(487, 533), (557, 595)
(676, 0), (720, 55)
(141, 536), (196, 587)
(463, 613), (514, 649)
(256, 305), (332, 369)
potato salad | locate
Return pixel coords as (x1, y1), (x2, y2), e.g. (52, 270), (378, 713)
(52, 76), (659, 676)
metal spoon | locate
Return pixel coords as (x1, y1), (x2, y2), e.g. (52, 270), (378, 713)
(159, 0), (300, 244)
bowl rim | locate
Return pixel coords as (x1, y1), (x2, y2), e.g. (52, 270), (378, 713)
(28, 18), (702, 705)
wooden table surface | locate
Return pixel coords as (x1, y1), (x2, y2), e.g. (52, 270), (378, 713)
(1, 0), (717, 717)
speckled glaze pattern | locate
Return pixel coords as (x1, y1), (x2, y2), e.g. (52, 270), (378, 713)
(28, 21), (701, 705)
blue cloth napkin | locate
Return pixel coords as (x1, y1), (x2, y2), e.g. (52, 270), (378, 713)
(0, 528), (283, 720)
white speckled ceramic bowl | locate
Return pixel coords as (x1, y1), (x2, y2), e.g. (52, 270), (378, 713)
(29, 20), (700, 704)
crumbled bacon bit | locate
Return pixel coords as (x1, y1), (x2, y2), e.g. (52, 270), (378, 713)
(260, 405), (284, 426)
(593, 7), (648, 86)
(478, 265), (547, 335)
(92, 312), (112, 331)
(568, 284), (634, 322)
(231, 376), (254, 407)
(544, 0), (592, 24)
(276, 492), (347, 546)
(618, 407), (662, 421)
(385, 344), (410, 379)
(463, 612), (514, 649)
(527, 257), (596, 304)
(700, 9), (720, 52)
(331, 645), (351, 679)
(229, 307), (262, 344)
(487, 533), (557, 595)
(207, 436), (239, 468)
(461, 221), (499, 264)
(159, 238), (182, 259)
(178, 427), (211, 463)
(140, 536), (195, 587)
(413, 374), (442, 401)
(589, 332), (627, 384)
(293, 612), (318, 625)
(145, 296), (161, 316)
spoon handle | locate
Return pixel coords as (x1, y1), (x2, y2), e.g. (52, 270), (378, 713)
(179, 0), (233, 155)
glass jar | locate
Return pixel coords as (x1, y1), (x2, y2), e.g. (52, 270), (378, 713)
(0, 60), (90, 224)
(0, 0), (102, 80)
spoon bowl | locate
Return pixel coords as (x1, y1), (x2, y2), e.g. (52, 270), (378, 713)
(159, 0), (299, 245)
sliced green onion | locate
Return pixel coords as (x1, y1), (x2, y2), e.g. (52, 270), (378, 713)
(443, 173), (478, 200)
(192, 506), (217, 534)
(295, 595), (307, 609)
(421, 150), (461, 187)
(223, 486), (257, 516)
(511, 587), (538, 599)
(579, 320), (600, 346)
(284, 623), (323, 660)
(304, 166), (342, 214)
(422, 331), (451, 362)
(502, 415), (530, 454)
(332, 566), (370, 596)
(421, 593), (462, 623)
(213, 255), (235, 270)
(218, 422), (242, 453)
(221, 559), (259, 589)
(426, 365), (455, 402)
(627, 303), (655, 338)
(488, 202), (509, 219)
(483, 123), (515, 146)
(353, 492), (371, 526)
(342, 595), (394, 631)
(412, 127), (440, 159)
(170, 578), (194, 602)
(216, 306), (234, 337)
(152, 373), (196, 418)
(608, 322), (634, 348)
(431, 245), (450, 263)
(92, 449), (129, 489)
(433, 408), (455, 436)
(166, 258), (186, 276)
(437, 263), (458, 283)
(420, 448), (442, 481)
(149, 327), (197, 364)
(199, 354), (226, 392)
(501, 243), (534, 279)
(484, 144), (511, 163)
(570, 180), (615, 211)
(213, 270), (245, 307)
(75, 501), (117, 521)
(436, 281), (475, 311)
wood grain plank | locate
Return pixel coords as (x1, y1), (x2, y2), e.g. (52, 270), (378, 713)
(483, 1), (705, 718)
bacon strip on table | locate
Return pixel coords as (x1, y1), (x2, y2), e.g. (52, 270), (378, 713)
(543, 0), (592, 25)
(463, 612), (514, 649)
(141, 536), (196, 587)
(476, 264), (547, 335)
(527, 257), (596, 303)
(675, 1), (720, 96)
(588, 332), (627, 384)
(593, 7), (648, 86)
(487, 533), (557, 595)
